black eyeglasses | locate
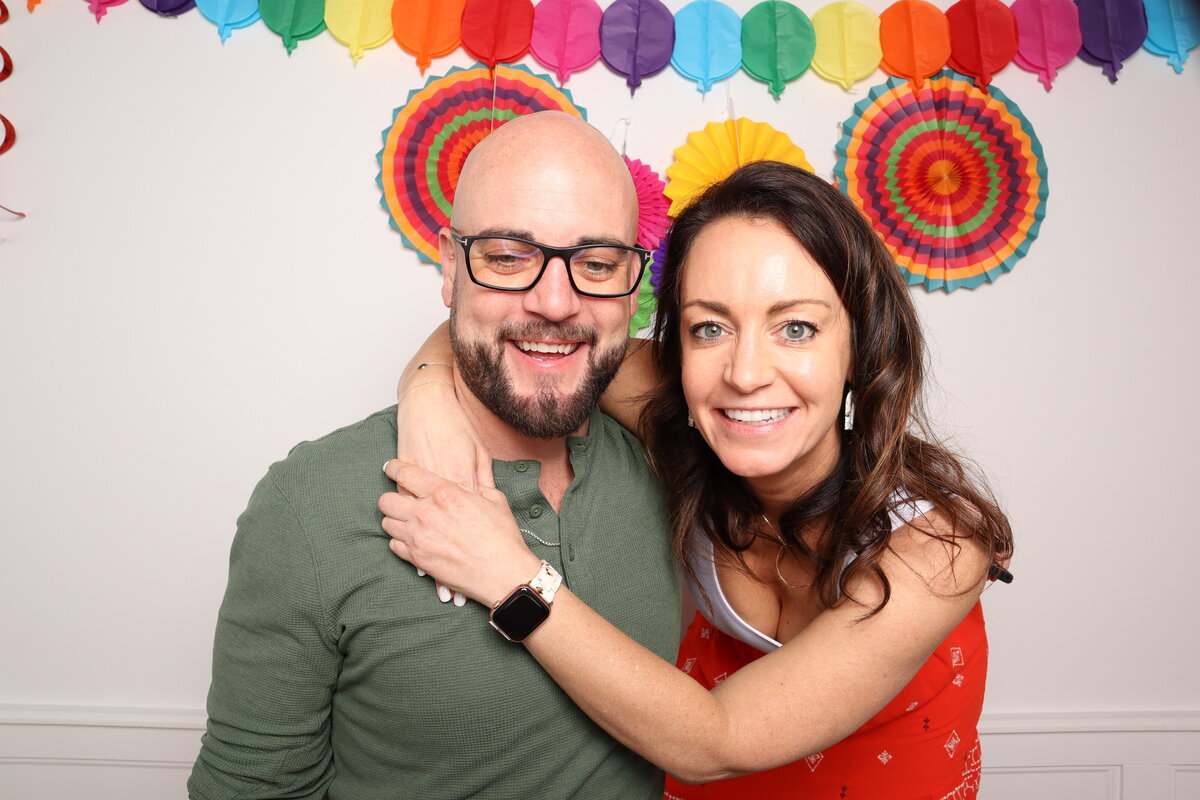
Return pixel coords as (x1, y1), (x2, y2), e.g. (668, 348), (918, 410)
(452, 232), (650, 299)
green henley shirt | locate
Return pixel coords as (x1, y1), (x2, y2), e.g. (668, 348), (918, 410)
(188, 405), (681, 800)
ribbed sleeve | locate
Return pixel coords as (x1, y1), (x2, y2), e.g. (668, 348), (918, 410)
(188, 470), (339, 800)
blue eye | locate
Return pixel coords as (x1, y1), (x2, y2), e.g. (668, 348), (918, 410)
(692, 323), (723, 340)
(782, 321), (814, 341)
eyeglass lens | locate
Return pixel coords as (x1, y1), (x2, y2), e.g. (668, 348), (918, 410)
(468, 237), (640, 296)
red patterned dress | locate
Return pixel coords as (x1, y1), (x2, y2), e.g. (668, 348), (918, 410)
(663, 507), (987, 800)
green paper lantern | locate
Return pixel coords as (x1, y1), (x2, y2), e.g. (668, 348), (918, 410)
(741, 0), (816, 99)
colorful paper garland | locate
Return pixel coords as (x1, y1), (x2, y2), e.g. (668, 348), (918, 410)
(530, 0), (603, 85)
(811, 1), (881, 91)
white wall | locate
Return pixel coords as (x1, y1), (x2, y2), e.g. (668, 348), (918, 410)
(1, 0), (1197, 796)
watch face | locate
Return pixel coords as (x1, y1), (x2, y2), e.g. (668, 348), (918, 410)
(490, 586), (550, 642)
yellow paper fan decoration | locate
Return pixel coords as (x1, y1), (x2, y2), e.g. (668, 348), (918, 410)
(665, 119), (813, 216)
(811, 1), (883, 90)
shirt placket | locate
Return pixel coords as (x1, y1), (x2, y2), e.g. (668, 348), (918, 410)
(495, 458), (566, 581)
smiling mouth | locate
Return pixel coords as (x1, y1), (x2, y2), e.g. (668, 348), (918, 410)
(721, 408), (793, 425)
(514, 340), (581, 356)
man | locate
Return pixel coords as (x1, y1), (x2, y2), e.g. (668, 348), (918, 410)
(188, 112), (681, 799)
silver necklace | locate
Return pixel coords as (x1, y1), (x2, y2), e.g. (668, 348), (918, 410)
(520, 528), (561, 548)
(760, 515), (809, 589)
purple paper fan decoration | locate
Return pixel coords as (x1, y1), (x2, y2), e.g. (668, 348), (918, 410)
(650, 232), (670, 294)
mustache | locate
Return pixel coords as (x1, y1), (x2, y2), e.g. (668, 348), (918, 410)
(496, 321), (598, 348)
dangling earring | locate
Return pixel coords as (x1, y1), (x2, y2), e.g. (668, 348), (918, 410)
(687, 411), (695, 428)
(843, 389), (855, 431)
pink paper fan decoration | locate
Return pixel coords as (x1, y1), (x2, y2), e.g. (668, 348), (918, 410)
(626, 156), (670, 250)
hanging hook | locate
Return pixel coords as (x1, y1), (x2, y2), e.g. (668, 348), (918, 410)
(608, 118), (631, 156)
(724, 83), (743, 164)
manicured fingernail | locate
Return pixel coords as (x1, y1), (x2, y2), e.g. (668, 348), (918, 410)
(382, 461), (391, 474)
(437, 585), (452, 603)
(417, 567), (426, 577)
(453, 591), (466, 607)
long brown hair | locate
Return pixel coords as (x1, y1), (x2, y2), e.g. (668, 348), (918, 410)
(641, 161), (1012, 616)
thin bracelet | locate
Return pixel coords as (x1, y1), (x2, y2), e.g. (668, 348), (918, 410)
(417, 362), (453, 370)
(399, 380), (453, 404)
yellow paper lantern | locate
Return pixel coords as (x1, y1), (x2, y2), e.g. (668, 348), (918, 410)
(326, 0), (395, 62)
(812, 1), (883, 90)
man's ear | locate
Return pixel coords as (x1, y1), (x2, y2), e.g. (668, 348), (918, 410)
(438, 228), (456, 308)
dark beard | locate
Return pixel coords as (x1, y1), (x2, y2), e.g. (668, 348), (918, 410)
(451, 318), (625, 439)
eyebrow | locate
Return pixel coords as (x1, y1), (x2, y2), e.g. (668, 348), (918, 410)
(682, 298), (833, 315)
(473, 228), (632, 248)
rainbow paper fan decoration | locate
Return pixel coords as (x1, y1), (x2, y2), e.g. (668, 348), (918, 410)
(377, 63), (585, 266)
(835, 70), (1048, 292)
(665, 118), (813, 217)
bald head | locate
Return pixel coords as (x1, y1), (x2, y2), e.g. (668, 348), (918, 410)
(437, 112), (643, 444)
(449, 112), (638, 245)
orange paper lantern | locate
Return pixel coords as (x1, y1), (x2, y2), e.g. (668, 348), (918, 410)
(393, 0), (466, 74)
(879, 0), (952, 88)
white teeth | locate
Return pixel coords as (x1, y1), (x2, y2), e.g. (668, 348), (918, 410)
(516, 341), (579, 355)
(722, 408), (790, 424)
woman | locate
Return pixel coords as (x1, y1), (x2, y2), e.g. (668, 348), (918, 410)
(382, 161), (1012, 798)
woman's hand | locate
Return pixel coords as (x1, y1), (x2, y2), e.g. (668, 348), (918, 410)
(395, 375), (484, 605)
(392, 323), (493, 605)
(380, 460), (542, 608)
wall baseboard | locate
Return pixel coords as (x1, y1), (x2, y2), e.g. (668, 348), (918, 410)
(979, 710), (1200, 735)
(2, 705), (1197, 800)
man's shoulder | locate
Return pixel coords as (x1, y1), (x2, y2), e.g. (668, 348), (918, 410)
(264, 405), (397, 497)
(282, 405), (398, 459)
(588, 408), (646, 453)
(584, 408), (655, 472)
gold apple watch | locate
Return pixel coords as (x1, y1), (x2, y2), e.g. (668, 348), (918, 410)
(488, 560), (562, 643)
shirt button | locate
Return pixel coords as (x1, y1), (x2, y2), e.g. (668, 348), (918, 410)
(515, 461), (529, 473)
(529, 504), (543, 518)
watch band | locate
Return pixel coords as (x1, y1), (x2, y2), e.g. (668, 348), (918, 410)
(527, 560), (562, 604)
(487, 561), (562, 643)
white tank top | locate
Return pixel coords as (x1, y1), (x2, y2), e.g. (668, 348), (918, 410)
(685, 498), (935, 653)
